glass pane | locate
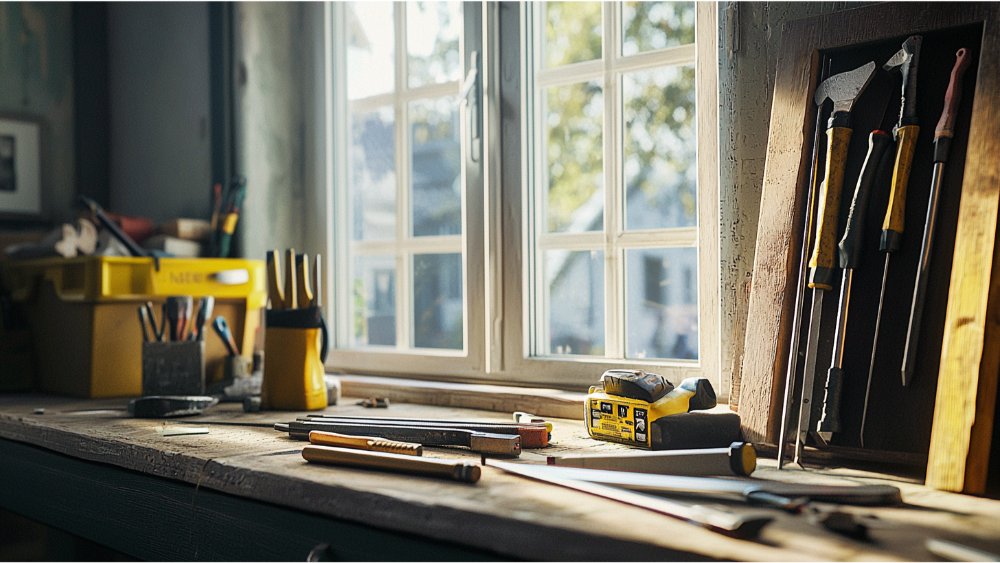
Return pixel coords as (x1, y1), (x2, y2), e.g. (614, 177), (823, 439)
(546, 80), (603, 233)
(543, 2), (602, 68)
(622, 2), (695, 56)
(625, 248), (698, 360)
(547, 249), (604, 356)
(351, 255), (396, 347)
(413, 253), (463, 349)
(624, 65), (697, 230)
(407, 2), (462, 89)
(346, 2), (395, 100)
(410, 98), (461, 236)
(350, 107), (396, 240)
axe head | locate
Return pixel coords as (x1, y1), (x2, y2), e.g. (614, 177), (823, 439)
(814, 61), (877, 115)
(884, 35), (923, 131)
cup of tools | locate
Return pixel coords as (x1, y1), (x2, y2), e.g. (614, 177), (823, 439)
(139, 296), (207, 396)
(261, 249), (329, 411)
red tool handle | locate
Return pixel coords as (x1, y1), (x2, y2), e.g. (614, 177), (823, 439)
(934, 48), (971, 140)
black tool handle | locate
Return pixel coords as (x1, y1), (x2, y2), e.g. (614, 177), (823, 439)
(838, 130), (894, 269)
(817, 367), (844, 434)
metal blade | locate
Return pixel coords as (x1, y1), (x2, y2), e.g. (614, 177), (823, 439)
(794, 289), (825, 464)
(861, 254), (891, 448)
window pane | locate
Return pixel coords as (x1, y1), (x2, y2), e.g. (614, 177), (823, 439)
(352, 255), (396, 347)
(407, 2), (462, 89)
(624, 65), (697, 230)
(547, 249), (604, 355)
(625, 248), (698, 360)
(351, 107), (396, 240)
(346, 2), (395, 100)
(546, 80), (603, 233)
(410, 98), (461, 236)
(543, 2), (602, 68)
(622, 2), (695, 56)
(413, 253), (463, 349)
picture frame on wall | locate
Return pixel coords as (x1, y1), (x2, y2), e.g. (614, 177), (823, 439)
(0, 116), (43, 220)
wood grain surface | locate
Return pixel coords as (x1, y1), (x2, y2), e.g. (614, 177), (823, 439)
(738, 3), (1000, 482)
(2, 393), (1000, 561)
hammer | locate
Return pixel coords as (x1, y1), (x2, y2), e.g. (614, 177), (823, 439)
(795, 60), (876, 461)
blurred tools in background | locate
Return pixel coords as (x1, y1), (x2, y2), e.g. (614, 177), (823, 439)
(212, 175), (247, 258)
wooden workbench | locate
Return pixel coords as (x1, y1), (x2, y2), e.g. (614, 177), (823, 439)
(1, 392), (999, 561)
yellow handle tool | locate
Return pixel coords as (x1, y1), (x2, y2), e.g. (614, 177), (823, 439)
(308, 430), (423, 456)
(880, 124), (920, 251)
(296, 254), (314, 307)
(266, 250), (284, 309)
(807, 126), (852, 290)
(283, 248), (297, 309)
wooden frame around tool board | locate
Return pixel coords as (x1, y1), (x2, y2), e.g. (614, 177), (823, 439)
(738, 2), (1000, 493)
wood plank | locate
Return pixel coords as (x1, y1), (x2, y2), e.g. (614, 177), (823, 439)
(739, 3), (1000, 460)
(338, 374), (587, 419)
(927, 12), (1000, 494)
(5, 394), (1000, 560)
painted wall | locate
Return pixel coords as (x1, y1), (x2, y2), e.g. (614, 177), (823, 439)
(0, 2), (75, 224)
(233, 2), (329, 264)
(107, 2), (212, 224)
(717, 1), (871, 400)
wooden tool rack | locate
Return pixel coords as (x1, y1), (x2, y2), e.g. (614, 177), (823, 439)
(739, 3), (1000, 495)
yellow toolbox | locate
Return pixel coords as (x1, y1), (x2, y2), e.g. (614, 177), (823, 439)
(2, 256), (267, 398)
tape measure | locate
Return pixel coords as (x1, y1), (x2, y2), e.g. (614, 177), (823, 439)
(586, 369), (726, 450)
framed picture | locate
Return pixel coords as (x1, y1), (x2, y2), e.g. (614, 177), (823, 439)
(0, 116), (43, 219)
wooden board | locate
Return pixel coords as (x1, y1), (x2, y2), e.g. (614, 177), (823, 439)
(3, 393), (1000, 560)
(738, 4), (1000, 493)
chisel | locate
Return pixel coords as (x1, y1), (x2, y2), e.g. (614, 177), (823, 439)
(276, 421), (521, 456)
(901, 47), (971, 387)
(817, 104), (896, 442)
(300, 415), (549, 447)
(302, 445), (481, 483)
(778, 56), (830, 470)
(795, 61), (876, 462)
(868, 35), (923, 400)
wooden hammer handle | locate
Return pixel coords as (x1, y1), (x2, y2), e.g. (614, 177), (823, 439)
(935, 48), (971, 140)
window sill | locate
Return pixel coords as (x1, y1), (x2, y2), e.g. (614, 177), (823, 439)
(335, 374), (587, 420)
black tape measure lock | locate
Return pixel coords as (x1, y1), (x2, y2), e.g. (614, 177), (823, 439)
(586, 370), (742, 450)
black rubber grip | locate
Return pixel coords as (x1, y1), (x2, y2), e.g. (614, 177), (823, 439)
(880, 229), (903, 253)
(839, 131), (894, 269)
(650, 412), (742, 451)
(817, 367), (844, 434)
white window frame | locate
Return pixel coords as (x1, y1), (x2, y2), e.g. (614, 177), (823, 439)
(493, 1), (720, 393)
(322, 2), (720, 396)
(326, 2), (487, 380)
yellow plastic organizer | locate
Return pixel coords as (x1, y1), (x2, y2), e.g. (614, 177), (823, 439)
(2, 256), (267, 398)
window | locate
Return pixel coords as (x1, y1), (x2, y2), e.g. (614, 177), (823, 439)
(327, 2), (719, 394)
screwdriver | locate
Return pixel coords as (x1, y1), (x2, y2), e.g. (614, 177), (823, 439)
(866, 35), (923, 420)
(901, 48), (971, 387)
(816, 126), (894, 442)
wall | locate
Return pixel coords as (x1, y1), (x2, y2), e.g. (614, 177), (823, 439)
(233, 2), (330, 264)
(107, 2), (212, 224)
(717, 1), (871, 402)
(0, 2), (75, 224)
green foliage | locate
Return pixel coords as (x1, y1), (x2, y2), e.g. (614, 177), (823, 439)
(353, 278), (367, 340)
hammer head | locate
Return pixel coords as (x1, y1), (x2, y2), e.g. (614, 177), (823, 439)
(814, 61), (877, 115)
(884, 36), (922, 74)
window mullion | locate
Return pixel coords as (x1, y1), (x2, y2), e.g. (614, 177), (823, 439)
(530, 1), (546, 356)
(394, 3), (410, 351)
(603, 1), (622, 359)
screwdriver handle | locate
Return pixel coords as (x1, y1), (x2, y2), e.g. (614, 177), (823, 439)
(808, 124), (852, 290)
(267, 250), (284, 310)
(880, 125), (920, 252)
(838, 130), (894, 269)
(296, 253), (313, 307)
(934, 48), (970, 142)
(284, 248), (298, 309)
